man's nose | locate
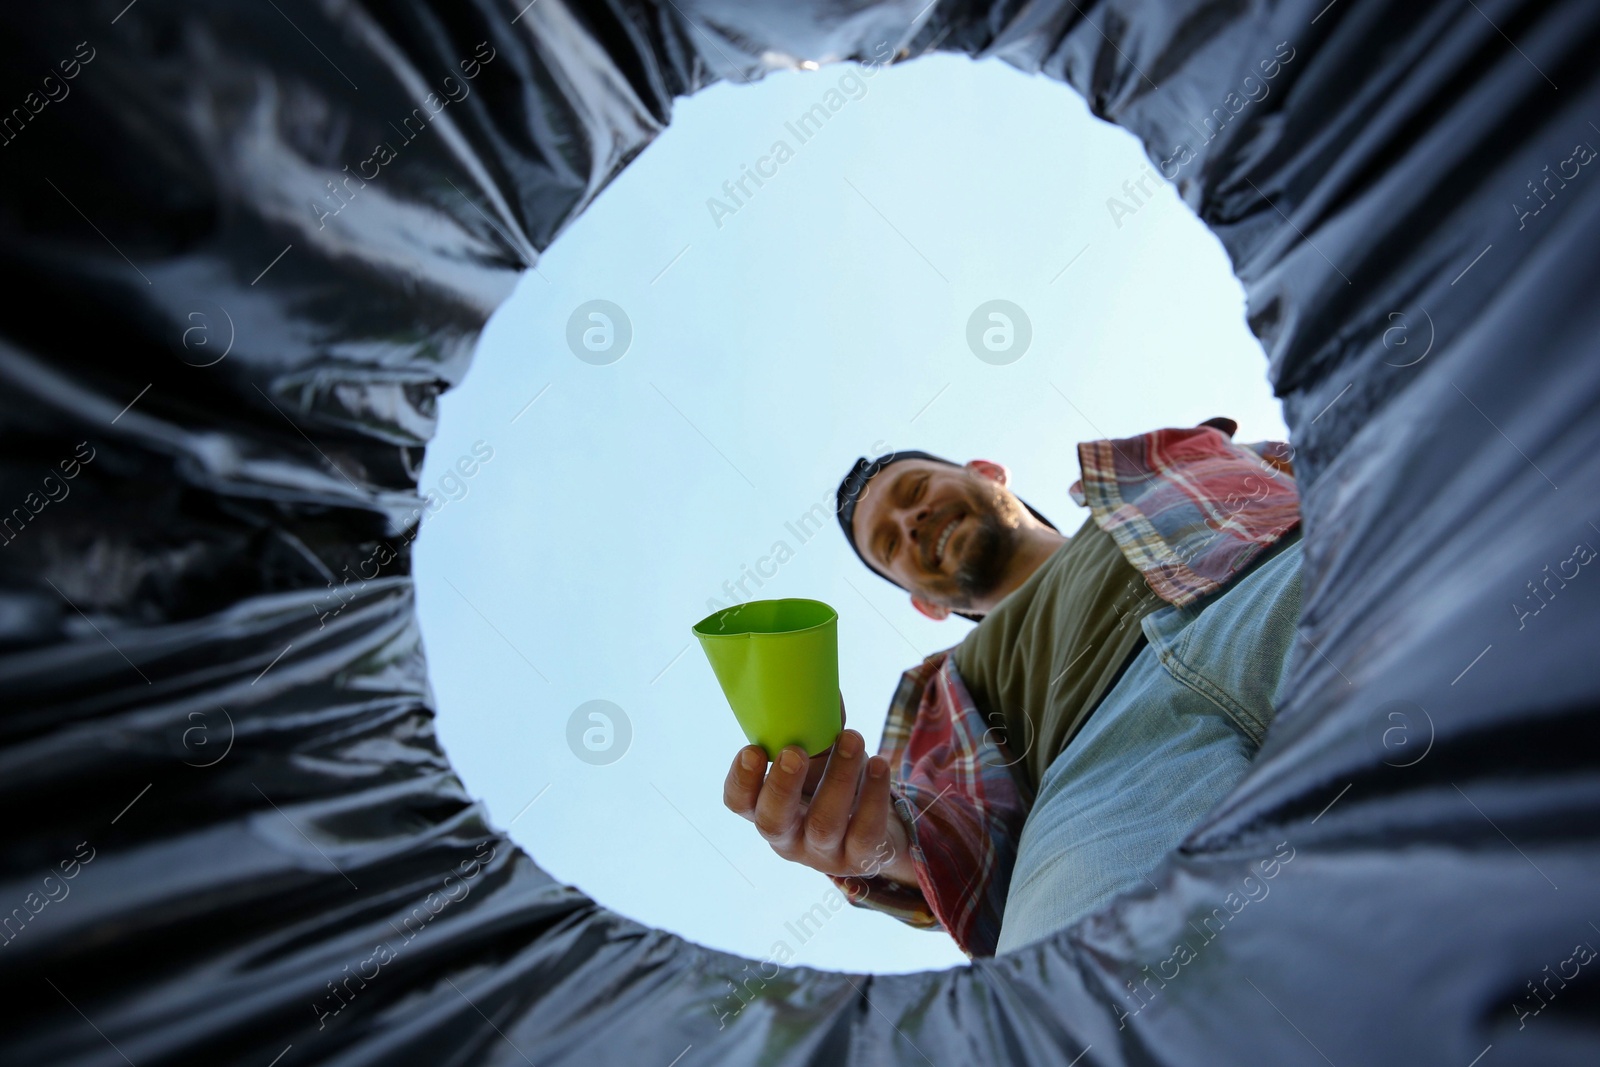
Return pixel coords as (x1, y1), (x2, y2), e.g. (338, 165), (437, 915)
(900, 504), (930, 547)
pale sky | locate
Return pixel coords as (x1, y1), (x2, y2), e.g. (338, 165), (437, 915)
(414, 51), (1288, 976)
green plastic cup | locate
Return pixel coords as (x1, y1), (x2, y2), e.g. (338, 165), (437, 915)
(693, 598), (841, 760)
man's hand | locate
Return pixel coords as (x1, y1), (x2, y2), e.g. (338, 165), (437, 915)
(723, 707), (918, 889)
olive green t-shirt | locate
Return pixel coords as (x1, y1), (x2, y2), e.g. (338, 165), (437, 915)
(951, 516), (1163, 799)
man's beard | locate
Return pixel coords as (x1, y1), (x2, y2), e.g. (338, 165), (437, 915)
(945, 495), (1020, 611)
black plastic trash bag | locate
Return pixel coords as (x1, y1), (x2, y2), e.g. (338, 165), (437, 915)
(1, 0), (1597, 1063)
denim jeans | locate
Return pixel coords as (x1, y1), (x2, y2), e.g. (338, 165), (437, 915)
(994, 536), (1305, 955)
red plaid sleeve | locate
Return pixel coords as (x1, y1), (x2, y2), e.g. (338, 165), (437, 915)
(828, 649), (1031, 959)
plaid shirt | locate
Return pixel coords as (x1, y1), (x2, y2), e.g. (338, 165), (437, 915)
(826, 424), (1300, 958)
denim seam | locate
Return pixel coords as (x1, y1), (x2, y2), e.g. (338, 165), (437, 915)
(1151, 641), (1267, 745)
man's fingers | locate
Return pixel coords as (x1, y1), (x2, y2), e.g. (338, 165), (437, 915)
(802, 730), (864, 854)
(753, 744), (809, 847)
(843, 754), (894, 876)
(799, 696), (850, 798)
(722, 746), (767, 821)
(801, 745), (832, 798)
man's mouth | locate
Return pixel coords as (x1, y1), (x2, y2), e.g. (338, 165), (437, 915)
(928, 512), (962, 570)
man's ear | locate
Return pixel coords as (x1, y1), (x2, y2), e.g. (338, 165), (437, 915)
(965, 458), (1009, 486)
(911, 595), (951, 621)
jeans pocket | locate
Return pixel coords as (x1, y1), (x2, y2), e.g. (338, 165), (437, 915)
(1153, 643), (1267, 746)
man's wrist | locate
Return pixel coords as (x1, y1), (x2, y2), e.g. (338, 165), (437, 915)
(877, 795), (920, 887)
(878, 846), (918, 887)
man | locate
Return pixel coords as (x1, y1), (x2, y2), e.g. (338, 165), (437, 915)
(721, 419), (1302, 957)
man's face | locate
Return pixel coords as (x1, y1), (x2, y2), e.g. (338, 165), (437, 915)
(851, 459), (1028, 612)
